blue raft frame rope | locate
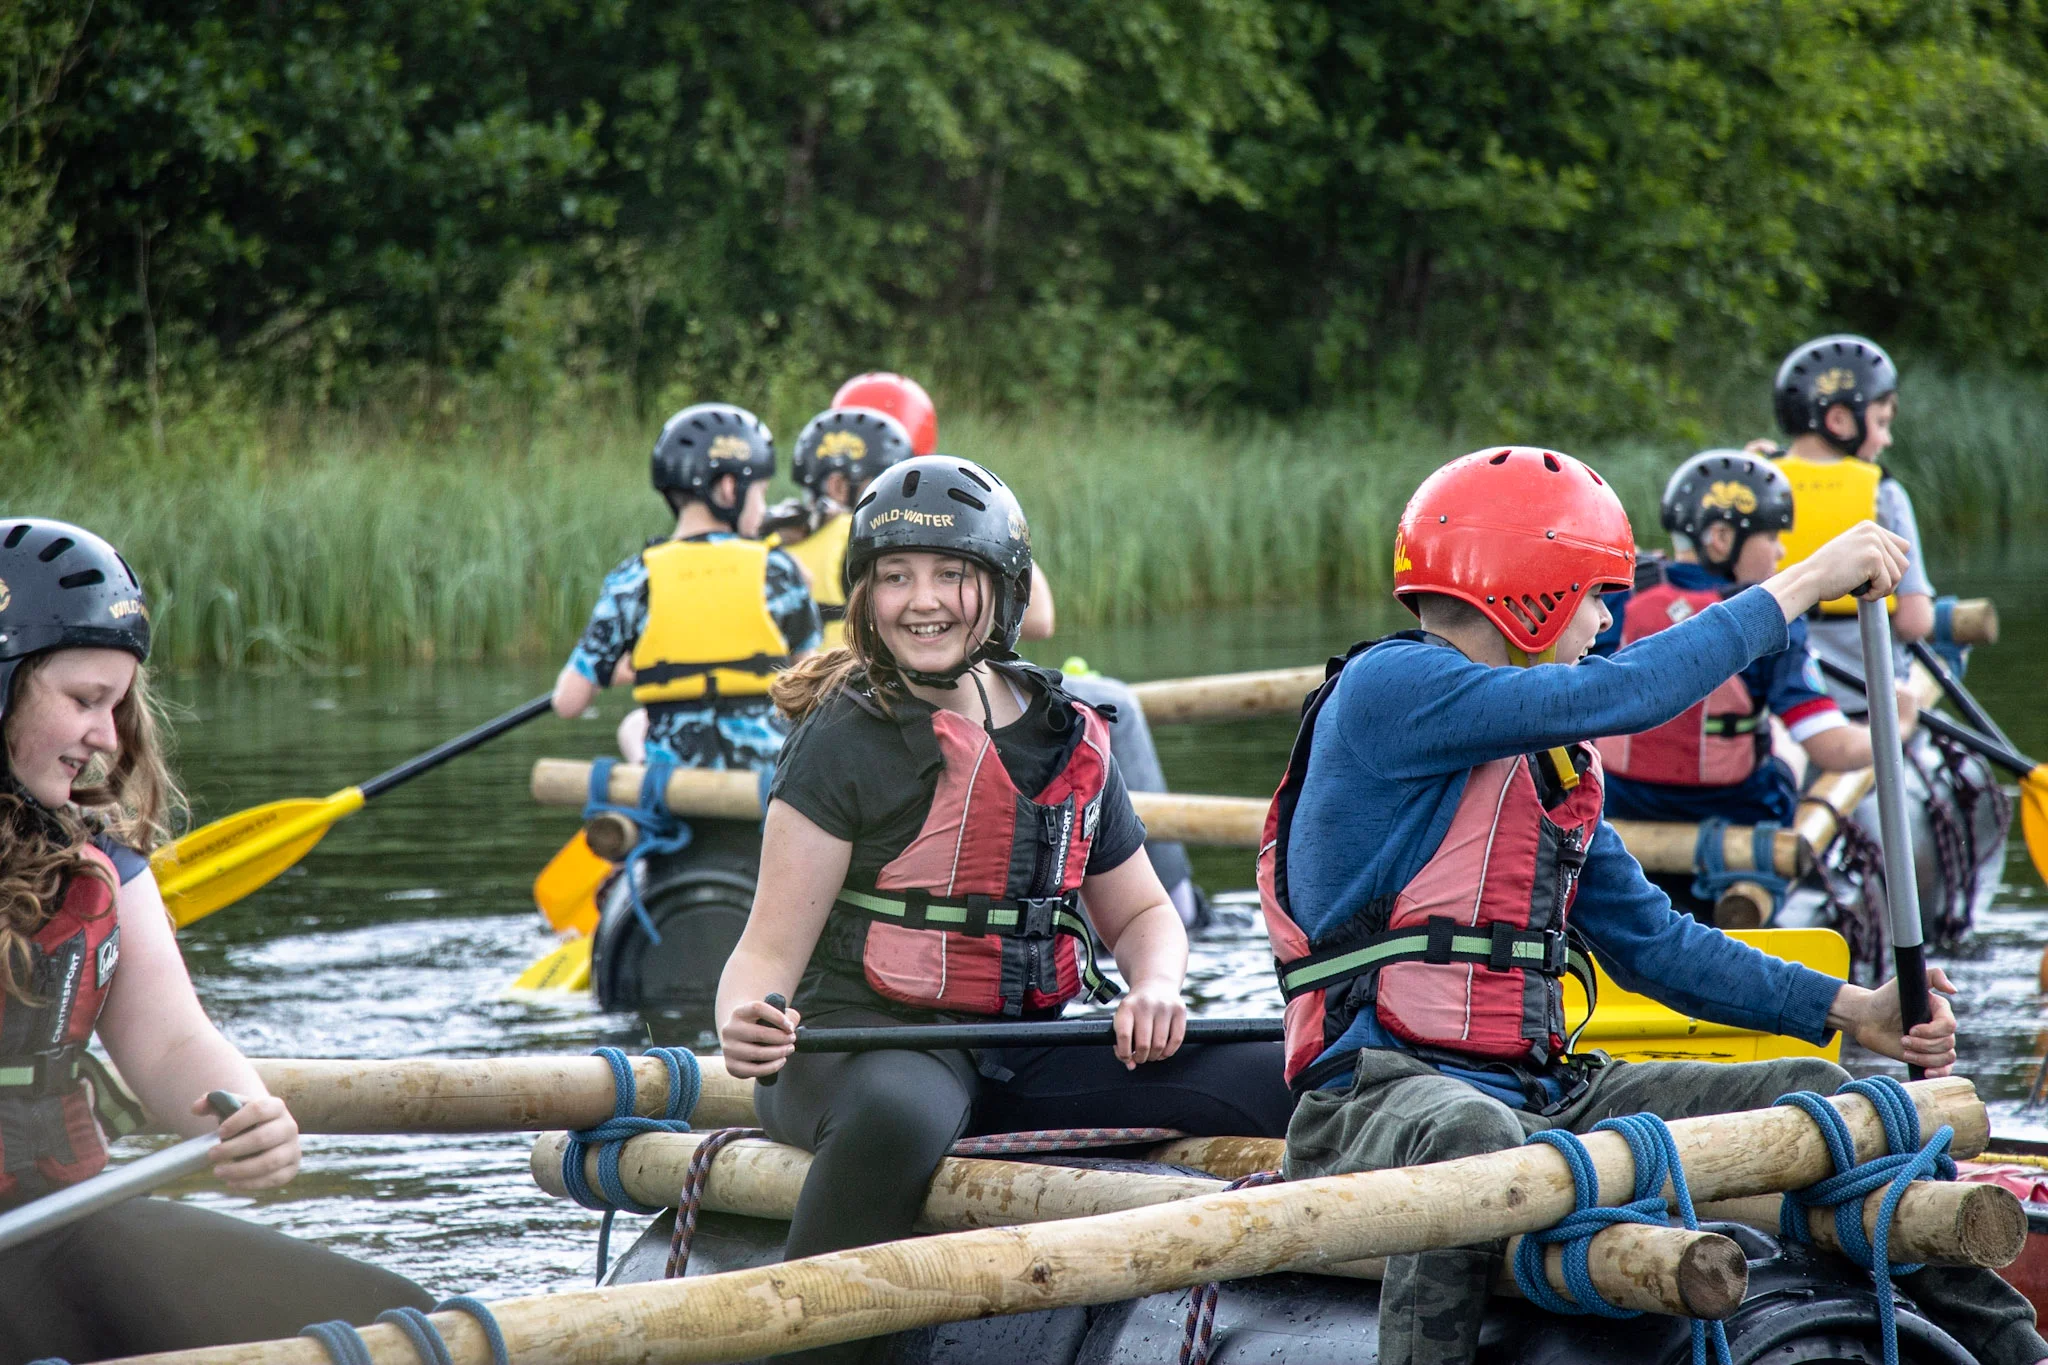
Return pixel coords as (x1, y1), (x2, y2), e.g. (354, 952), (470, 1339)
(1691, 817), (1790, 917)
(558, 1044), (702, 1282)
(301, 1296), (510, 1365)
(1515, 1113), (1732, 1365)
(1774, 1075), (1956, 1365)
(584, 755), (694, 944)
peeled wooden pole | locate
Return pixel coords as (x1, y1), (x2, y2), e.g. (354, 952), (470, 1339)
(116, 1080), (1985, 1365)
(1125, 665), (1325, 723)
(247, 1056), (758, 1133)
(531, 1129), (1743, 1316)
(1951, 597), (1999, 647)
(1147, 1135), (2023, 1268)
(536, 758), (1801, 870)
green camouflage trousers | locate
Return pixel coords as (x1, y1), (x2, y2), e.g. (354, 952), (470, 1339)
(1284, 1050), (2046, 1365)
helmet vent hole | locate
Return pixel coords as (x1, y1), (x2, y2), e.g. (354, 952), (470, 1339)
(2, 525), (24, 549)
(902, 470), (921, 496)
(1542, 453), (1561, 472)
(58, 570), (103, 589)
(956, 466), (993, 492)
(1504, 596), (1548, 634)
(945, 488), (986, 511)
(1488, 451), (1510, 465)
(854, 491), (877, 510)
(38, 537), (73, 563)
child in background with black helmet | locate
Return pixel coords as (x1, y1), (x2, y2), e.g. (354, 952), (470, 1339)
(550, 402), (821, 773)
(716, 457), (1291, 1360)
(0, 519), (433, 1358)
(1753, 335), (1935, 711)
(1593, 450), (1916, 830)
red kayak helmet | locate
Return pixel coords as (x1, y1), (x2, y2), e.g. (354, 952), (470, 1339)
(1393, 447), (1636, 656)
(832, 372), (937, 456)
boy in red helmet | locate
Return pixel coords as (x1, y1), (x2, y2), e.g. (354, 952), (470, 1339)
(1262, 448), (2042, 1365)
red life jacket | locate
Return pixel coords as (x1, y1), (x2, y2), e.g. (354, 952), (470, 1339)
(0, 843), (124, 1207)
(1259, 636), (1605, 1093)
(828, 666), (1123, 1017)
(1594, 560), (1768, 788)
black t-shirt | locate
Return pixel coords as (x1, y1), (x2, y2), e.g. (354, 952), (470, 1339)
(769, 664), (1149, 1020)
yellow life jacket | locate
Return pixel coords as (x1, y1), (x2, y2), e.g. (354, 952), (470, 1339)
(1771, 453), (1891, 616)
(630, 538), (792, 703)
(779, 511), (852, 649)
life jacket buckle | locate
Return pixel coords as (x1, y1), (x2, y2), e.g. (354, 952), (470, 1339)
(0, 1046), (83, 1099)
(1540, 930), (1569, 975)
(1016, 897), (1062, 939)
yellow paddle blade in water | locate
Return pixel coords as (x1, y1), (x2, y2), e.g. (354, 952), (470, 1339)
(1564, 928), (1849, 1064)
(532, 831), (611, 935)
(150, 789), (365, 927)
(504, 934), (593, 995)
(2021, 767), (2048, 889)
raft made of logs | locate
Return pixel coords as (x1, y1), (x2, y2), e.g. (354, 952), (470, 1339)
(104, 1078), (1992, 1365)
(531, 1129), (1745, 1317)
(531, 758), (1806, 876)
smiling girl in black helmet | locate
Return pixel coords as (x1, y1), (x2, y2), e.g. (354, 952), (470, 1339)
(714, 458), (1291, 1343)
(0, 520), (429, 1363)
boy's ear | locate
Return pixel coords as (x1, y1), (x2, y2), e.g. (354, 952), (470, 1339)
(1823, 404), (1859, 440)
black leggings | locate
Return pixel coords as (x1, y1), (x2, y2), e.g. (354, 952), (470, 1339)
(0, 1196), (431, 1364)
(755, 1012), (1295, 1262)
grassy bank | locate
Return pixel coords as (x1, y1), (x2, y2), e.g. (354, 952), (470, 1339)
(8, 373), (2046, 671)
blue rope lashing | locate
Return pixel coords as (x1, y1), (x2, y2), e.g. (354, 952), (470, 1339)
(1690, 817), (1791, 915)
(1931, 596), (1969, 678)
(559, 1044), (702, 1282)
(583, 755), (694, 944)
(1774, 1076), (1956, 1365)
(1514, 1115), (1731, 1365)
(299, 1296), (511, 1365)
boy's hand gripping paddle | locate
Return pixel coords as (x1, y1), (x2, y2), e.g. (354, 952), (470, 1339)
(1856, 599), (1932, 1077)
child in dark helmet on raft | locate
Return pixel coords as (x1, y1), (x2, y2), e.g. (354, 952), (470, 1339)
(551, 402), (821, 773)
(1263, 448), (2044, 1365)
(0, 520), (430, 1364)
(1592, 450), (1918, 828)
(716, 458), (1293, 1321)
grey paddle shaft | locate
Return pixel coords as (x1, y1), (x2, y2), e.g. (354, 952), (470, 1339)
(1857, 600), (1932, 1075)
(0, 1090), (241, 1254)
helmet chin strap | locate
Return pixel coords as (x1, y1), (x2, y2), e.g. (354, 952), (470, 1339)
(1503, 641), (1581, 792)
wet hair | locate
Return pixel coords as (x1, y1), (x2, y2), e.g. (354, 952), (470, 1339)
(771, 556), (992, 723)
(0, 654), (185, 1002)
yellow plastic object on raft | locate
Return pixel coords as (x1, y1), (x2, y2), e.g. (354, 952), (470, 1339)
(1564, 928), (1848, 1064)
(532, 831), (611, 936)
(506, 934), (593, 995)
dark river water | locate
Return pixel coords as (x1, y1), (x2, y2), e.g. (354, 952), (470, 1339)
(143, 558), (2048, 1301)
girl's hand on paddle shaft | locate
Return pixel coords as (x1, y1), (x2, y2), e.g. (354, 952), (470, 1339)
(1763, 521), (1910, 621)
(200, 1093), (300, 1191)
(721, 998), (800, 1078)
(1827, 967), (1959, 1076)
(1113, 981), (1187, 1070)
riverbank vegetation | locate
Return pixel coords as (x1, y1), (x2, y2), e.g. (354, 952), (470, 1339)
(14, 370), (2048, 670)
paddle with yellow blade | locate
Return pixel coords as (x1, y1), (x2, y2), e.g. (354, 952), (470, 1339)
(151, 694), (555, 927)
(1814, 654), (2048, 887)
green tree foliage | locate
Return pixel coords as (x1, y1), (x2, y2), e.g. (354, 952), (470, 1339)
(9, 0), (2048, 434)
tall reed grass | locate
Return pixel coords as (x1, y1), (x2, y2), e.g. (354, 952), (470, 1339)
(5, 373), (2041, 670)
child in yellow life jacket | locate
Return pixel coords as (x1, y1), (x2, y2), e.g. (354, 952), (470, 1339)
(778, 406), (919, 650)
(550, 403), (821, 773)
(1594, 450), (1916, 830)
(1760, 335), (1935, 711)
(1264, 448), (2041, 1365)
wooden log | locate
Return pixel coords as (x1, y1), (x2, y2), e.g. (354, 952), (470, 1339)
(1698, 1181), (2025, 1269)
(108, 1079), (1985, 1365)
(529, 1130), (1739, 1316)
(1146, 1134), (1285, 1180)
(1610, 819), (1809, 879)
(1126, 666), (1325, 723)
(1712, 879), (1778, 930)
(247, 1056), (758, 1133)
(1951, 598), (1998, 646)
(582, 811), (639, 862)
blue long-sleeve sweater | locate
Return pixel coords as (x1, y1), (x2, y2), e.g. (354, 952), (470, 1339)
(1286, 587), (1843, 1100)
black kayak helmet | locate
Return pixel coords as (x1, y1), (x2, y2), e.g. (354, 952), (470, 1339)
(0, 519), (151, 723)
(649, 403), (775, 527)
(1773, 334), (1898, 456)
(843, 456), (1032, 685)
(792, 407), (914, 504)
(1659, 451), (1795, 578)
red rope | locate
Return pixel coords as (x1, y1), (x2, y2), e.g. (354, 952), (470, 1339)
(1178, 1170), (1285, 1365)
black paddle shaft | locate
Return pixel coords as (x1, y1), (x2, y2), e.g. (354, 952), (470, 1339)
(790, 1017), (1285, 1053)
(1812, 656), (2039, 777)
(357, 693), (554, 800)
(1907, 640), (2015, 749)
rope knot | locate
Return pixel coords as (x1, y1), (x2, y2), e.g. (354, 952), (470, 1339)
(585, 755), (694, 944)
(1690, 817), (1790, 916)
(560, 1045), (702, 1281)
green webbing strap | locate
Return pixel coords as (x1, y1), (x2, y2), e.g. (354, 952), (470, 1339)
(78, 1052), (148, 1139)
(837, 888), (1122, 1005)
(0, 1065), (33, 1088)
(1702, 714), (1763, 737)
(1278, 925), (1563, 997)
